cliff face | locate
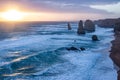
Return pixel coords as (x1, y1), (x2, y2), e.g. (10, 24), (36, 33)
(110, 22), (120, 80)
(95, 18), (120, 28)
(110, 33), (120, 67)
(110, 22), (120, 67)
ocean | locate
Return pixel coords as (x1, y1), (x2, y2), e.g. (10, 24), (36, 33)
(0, 22), (117, 80)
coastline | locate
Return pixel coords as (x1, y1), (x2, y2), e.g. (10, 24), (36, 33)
(95, 18), (120, 80)
(110, 32), (120, 80)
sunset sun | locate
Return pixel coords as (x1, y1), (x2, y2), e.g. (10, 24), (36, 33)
(2, 9), (24, 21)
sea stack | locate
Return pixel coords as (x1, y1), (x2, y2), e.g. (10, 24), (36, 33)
(84, 20), (95, 32)
(68, 23), (72, 30)
(77, 20), (85, 34)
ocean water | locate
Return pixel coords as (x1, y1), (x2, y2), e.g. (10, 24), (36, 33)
(0, 22), (117, 80)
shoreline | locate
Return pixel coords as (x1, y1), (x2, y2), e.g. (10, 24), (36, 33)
(95, 17), (120, 80)
(110, 32), (120, 80)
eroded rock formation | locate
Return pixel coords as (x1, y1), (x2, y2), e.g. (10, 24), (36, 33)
(84, 20), (95, 32)
(68, 23), (72, 30)
(77, 20), (85, 34)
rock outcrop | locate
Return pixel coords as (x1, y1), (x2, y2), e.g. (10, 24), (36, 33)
(110, 34), (120, 67)
(92, 35), (99, 41)
(114, 22), (120, 33)
(66, 47), (79, 51)
(110, 21), (120, 80)
(68, 23), (72, 30)
(66, 46), (85, 51)
(95, 18), (120, 28)
(84, 20), (95, 32)
(80, 47), (85, 51)
(77, 20), (85, 34)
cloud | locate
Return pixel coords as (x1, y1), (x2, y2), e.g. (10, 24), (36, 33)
(30, 0), (119, 4)
(0, 0), (119, 20)
(0, 0), (120, 12)
(3, 0), (113, 14)
(90, 2), (120, 14)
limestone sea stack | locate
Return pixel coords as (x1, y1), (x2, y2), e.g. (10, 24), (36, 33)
(67, 23), (72, 30)
(77, 20), (85, 34)
(84, 20), (95, 32)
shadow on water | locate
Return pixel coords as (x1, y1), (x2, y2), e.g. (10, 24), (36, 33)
(0, 22), (33, 40)
(0, 47), (67, 79)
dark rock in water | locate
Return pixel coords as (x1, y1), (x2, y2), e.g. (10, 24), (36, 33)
(77, 20), (85, 34)
(66, 46), (85, 51)
(80, 47), (85, 51)
(66, 47), (78, 51)
(84, 20), (95, 32)
(67, 23), (72, 30)
(92, 35), (99, 41)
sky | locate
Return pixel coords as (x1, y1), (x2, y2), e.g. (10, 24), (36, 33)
(0, 0), (120, 21)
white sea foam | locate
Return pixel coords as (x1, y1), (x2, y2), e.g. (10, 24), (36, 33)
(0, 23), (117, 80)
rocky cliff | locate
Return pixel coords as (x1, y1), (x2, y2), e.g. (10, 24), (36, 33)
(110, 21), (120, 80)
(95, 18), (120, 28)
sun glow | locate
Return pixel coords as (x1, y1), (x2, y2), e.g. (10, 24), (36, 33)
(1, 9), (24, 21)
